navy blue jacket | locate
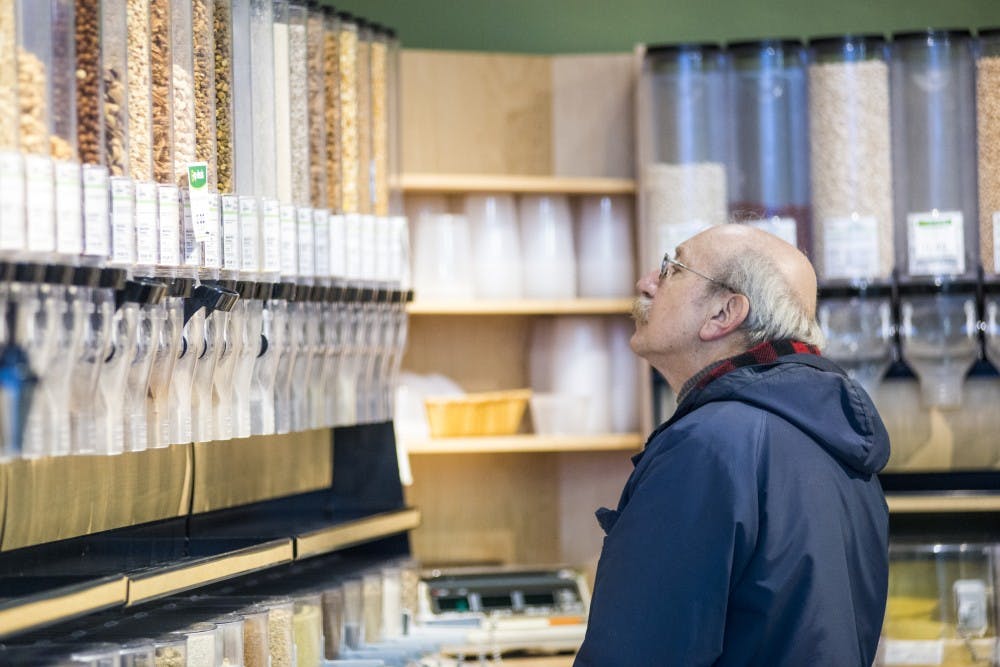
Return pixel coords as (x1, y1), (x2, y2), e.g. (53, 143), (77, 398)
(575, 352), (890, 666)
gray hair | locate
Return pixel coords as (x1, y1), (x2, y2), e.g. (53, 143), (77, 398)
(710, 251), (826, 349)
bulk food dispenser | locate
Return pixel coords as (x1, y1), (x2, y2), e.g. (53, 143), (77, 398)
(728, 39), (811, 253)
(636, 43), (730, 271)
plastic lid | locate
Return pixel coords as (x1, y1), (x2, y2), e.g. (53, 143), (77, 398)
(43, 264), (75, 285)
(273, 282), (297, 301)
(255, 283), (275, 301)
(72, 266), (102, 287)
(892, 28), (972, 40)
(235, 280), (257, 299)
(727, 37), (805, 52)
(99, 267), (128, 290)
(117, 279), (168, 307)
(169, 277), (194, 298)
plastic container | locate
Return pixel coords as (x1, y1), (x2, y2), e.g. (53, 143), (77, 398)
(387, 30), (402, 216)
(342, 578), (365, 650)
(50, 0), (83, 261)
(638, 43), (730, 270)
(265, 598), (296, 667)
(229, 0), (252, 197)
(322, 585), (346, 659)
(576, 195), (635, 298)
(307, 1), (327, 211)
(250, 0), (276, 201)
(69, 270), (119, 454)
(192, 0), (216, 190)
(879, 544), (996, 666)
(118, 639), (155, 666)
(242, 606), (271, 667)
(411, 213), (473, 300)
(214, 0), (233, 193)
(124, 300), (163, 451)
(169, 0), (196, 188)
(519, 195), (576, 299)
(181, 622), (222, 667)
(891, 30), (979, 280)
(149, 0), (174, 184)
(100, 0), (128, 178)
(808, 35), (894, 283)
(0, 0), (16, 152)
(356, 21), (373, 215)
(362, 571), (383, 645)
(126, 0), (152, 182)
(424, 389), (531, 437)
(530, 393), (589, 435)
(322, 7), (341, 212)
(728, 39), (811, 253)
(464, 194), (522, 299)
(371, 27), (389, 216)
(146, 285), (183, 447)
(295, 593), (325, 667)
(214, 615), (245, 667)
(549, 316), (611, 433)
(274, 0), (305, 206)
(338, 14), (359, 215)
(153, 636), (187, 667)
(977, 29), (1000, 276)
(817, 285), (894, 395)
(982, 282), (1000, 371)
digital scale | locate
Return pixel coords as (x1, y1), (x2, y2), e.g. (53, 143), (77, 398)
(412, 566), (590, 655)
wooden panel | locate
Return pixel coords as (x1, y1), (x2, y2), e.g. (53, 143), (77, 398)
(402, 433), (643, 454)
(551, 53), (635, 179)
(403, 315), (532, 393)
(887, 494), (1000, 513)
(191, 429), (333, 514)
(0, 576), (128, 639)
(2, 445), (191, 551)
(295, 509), (422, 560)
(401, 49), (552, 175)
(405, 453), (560, 567)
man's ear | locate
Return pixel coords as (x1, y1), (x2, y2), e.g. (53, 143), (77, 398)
(699, 293), (750, 342)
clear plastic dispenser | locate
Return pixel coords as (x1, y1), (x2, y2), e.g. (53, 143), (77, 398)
(897, 280), (979, 408)
(123, 279), (166, 452)
(168, 277), (197, 444)
(267, 282), (295, 435)
(117, 640), (155, 667)
(250, 282), (281, 435)
(51, 0), (83, 263)
(147, 278), (185, 448)
(213, 279), (250, 440)
(879, 544), (996, 666)
(817, 284), (894, 395)
(289, 286), (318, 431)
(808, 34), (894, 283)
(189, 282), (239, 442)
(294, 593), (325, 667)
(637, 42), (730, 270)
(981, 281), (1000, 371)
(233, 281), (263, 439)
(977, 29), (1000, 277)
(891, 30), (978, 281)
(728, 39), (811, 253)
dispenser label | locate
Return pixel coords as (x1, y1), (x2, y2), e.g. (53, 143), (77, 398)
(908, 210), (965, 276)
(361, 214), (376, 281)
(202, 193), (221, 269)
(313, 208), (330, 279)
(822, 216), (879, 281)
(82, 164), (109, 257)
(993, 212), (1000, 273)
(158, 184), (181, 267)
(329, 214), (346, 279)
(0, 151), (25, 251)
(389, 215), (408, 285)
(54, 160), (82, 255)
(239, 196), (260, 272)
(344, 213), (362, 280)
(280, 204), (297, 277)
(262, 198), (281, 274)
(134, 181), (159, 266)
(110, 176), (136, 265)
(881, 640), (942, 665)
(180, 189), (200, 267)
(374, 216), (389, 282)
(297, 206), (315, 278)
(24, 154), (55, 252)
(187, 162), (211, 241)
(746, 216), (797, 247)
(221, 195), (240, 270)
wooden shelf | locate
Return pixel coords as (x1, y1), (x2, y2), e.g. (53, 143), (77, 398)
(887, 493), (1000, 514)
(0, 575), (128, 639)
(295, 508), (422, 560)
(399, 173), (635, 195)
(402, 433), (644, 454)
(407, 298), (634, 315)
(127, 538), (294, 606)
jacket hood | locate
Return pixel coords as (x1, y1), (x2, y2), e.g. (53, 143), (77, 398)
(669, 353), (890, 475)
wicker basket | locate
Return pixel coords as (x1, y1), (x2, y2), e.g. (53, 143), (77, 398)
(424, 389), (532, 437)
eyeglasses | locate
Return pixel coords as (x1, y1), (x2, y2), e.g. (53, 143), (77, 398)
(659, 251), (731, 291)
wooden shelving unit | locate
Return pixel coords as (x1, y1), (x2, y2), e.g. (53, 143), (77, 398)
(886, 493), (1000, 514)
(0, 576), (128, 639)
(402, 433), (643, 454)
(398, 173), (635, 195)
(407, 298), (633, 316)
(295, 508), (422, 560)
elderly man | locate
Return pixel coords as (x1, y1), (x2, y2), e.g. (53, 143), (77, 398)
(575, 225), (890, 666)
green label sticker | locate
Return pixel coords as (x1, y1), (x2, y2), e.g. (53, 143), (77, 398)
(187, 163), (208, 190)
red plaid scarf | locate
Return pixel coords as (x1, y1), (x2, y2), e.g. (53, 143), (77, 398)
(676, 339), (822, 404)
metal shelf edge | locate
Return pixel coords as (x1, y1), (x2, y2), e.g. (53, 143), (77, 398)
(126, 538), (294, 606)
(294, 508), (422, 560)
(0, 575), (128, 639)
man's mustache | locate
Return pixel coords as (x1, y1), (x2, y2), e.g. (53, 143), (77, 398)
(631, 296), (651, 324)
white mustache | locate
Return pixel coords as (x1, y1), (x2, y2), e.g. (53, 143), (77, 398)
(631, 296), (652, 324)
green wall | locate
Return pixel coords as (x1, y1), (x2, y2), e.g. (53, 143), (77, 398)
(329, 0), (1000, 53)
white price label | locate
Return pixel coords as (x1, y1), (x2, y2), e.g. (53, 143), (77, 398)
(221, 195), (240, 271)
(24, 154), (55, 252)
(110, 176), (136, 265)
(239, 196), (260, 272)
(187, 162), (211, 241)
(0, 151), (25, 251)
(313, 208), (330, 279)
(822, 215), (880, 281)
(908, 210), (965, 276)
(134, 181), (159, 266)
(360, 214), (376, 281)
(202, 193), (221, 269)
(262, 198), (281, 274)
(280, 204), (297, 277)
(329, 214), (346, 279)
(881, 639), (943, 665)
(297, 206), (315, 278)
(158, 184), (180, 267)
(180, 189), (200, 267)
(344, 213), (362, 280)
(54, 160), (82, 255)
(82, 164), (109, 257)
(746, 216), (798, 247)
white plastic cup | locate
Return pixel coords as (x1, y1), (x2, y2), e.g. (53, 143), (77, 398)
(530, 393), (590, 435)
(519, 195), (576, 299)
(550, 316), (610, 433)
(576, 195), (635, 298)
(465, 194), (522, 299)
(411, 213), (474, 300)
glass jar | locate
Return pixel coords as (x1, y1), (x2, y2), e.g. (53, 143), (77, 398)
(241, 606), (271, 667)
(338, 13), (359, 215)
(728, 39), (811, 253)
(153, 636), (187, 667)
(118, 640), (155, 667)
(264, 598), (296, 667)
(808, 34), (893, 284)
(294, 593), (325, 667)
(977, 29), (1000, 276)
(637, 42), (730, 270)
(214, 0), (233, 194)
(214, 614), (245, 667)
(307, 0), (327, 211)
(321, 584), (345, 659)
(322, 7), (341, 213)
(890, 29), (978, 281)
(362, 571), (383, 645)
(342, 577), (365, 650)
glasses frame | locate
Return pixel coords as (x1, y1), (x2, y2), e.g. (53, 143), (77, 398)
(659, 251), (732, 291)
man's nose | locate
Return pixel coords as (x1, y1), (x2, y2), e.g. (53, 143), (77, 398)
(637, 269), (658, 297)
